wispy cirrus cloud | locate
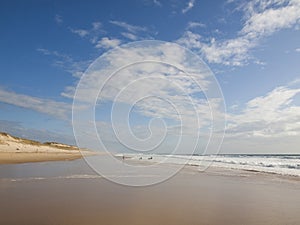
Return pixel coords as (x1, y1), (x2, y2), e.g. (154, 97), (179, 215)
(109, 20), (148, 33)
(54, 14), (63, 24)
(178, 0), (300, 66)
(121, 32), (138, 40)
(186, 21), (206, 30)
(95, 37), (121, 49)
(36, 48), (91, 78)
(152, 0), (162, 7)
(69, 21), (105, 45)
(0, 88), (71, 119)
(109, 20), (154, 41)
(69, 28), (89, 37)
(182, 0), (195, 14)
(70, 20), (152, 47)
(143, 0), (162, 7)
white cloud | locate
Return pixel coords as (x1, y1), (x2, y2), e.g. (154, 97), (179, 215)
(226, 85), (300, 138)
(220, 83), (300, 153)
(142, 0), (162, 7)
(178, 0), (300, 66)
(95, 37), (121, 49)
(92, 21), (102, 30)
(0, 89), (71, 119)
(67, 42), (224, 141)
(69, 21), (105, 46)
(54, 14), (63, 24)
(296, 48), (300, 52)
(177, 31), (203, 49)
(58, 40), (300, 153)
(153, 0), (162, 7)
(37, 48), (91, 78)
(109, 20), (148, 33)
(110, 20), (154, 41)
(121, 32), (138, 40)
(69, 42), (227, 155)
(201, 36), (255, 66)
(182, 0), (195, 14)
(186, 21), (206, 29)
(241, 0), (300, 38)
(69, 28), (89, 37)
(226, 0), (235, 4)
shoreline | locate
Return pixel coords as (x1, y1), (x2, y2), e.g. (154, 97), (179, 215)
(1, 159), (300, 225)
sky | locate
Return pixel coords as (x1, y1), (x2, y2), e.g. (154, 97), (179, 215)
(0, 0), (300, 154)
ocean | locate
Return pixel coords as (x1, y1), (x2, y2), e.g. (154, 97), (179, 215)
(127, 154), (300, 177)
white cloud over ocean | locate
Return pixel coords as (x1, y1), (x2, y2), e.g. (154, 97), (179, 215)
(178, 0), (300, 66)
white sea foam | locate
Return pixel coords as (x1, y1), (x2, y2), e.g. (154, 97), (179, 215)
(127, 154), (300, 177)
(7, 174), (160, 182)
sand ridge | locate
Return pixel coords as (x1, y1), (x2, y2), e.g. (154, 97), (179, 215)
(0, 132), (93, 164)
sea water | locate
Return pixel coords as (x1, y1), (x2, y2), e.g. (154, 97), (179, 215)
(128, 154), (300, 176)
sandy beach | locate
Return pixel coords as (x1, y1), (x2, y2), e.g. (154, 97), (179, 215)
(0, 152), (84, 164)
(0, 158), (300, 225)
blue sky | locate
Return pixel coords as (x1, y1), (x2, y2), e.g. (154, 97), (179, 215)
(0, 0), (300, 154)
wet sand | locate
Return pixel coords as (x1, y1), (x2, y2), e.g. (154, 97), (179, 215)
(0, 160), (300, 225)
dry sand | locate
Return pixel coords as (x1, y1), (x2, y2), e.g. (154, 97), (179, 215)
(0, 152), (84, 164)
(0, 132), (92, 164)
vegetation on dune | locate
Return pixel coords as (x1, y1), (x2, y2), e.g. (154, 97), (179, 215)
(43, 142), (79, 150)
(0, 132), (79, 150)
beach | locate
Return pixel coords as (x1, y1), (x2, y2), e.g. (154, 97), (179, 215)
(1, 158), (300, 225)
(0, 152), (84, 164)
(1, 132), (299, 224)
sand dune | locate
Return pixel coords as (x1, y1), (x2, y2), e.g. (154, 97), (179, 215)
(0, 132), (92, 164)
